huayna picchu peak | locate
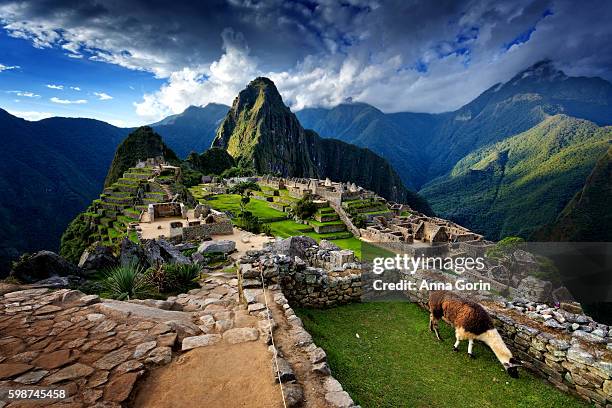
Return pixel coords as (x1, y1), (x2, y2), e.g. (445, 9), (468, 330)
(213, 77), (432, 213)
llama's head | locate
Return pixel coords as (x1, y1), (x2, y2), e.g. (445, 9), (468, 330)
(504, 357), (522, 378)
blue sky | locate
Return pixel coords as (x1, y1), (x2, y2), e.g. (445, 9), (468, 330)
(0, 30), (163, 126)
(0, 0), (610, 126)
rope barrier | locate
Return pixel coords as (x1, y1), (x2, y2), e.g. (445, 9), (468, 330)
(259, 265), (288, 408)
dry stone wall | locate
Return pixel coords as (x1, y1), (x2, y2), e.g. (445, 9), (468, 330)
(237, 239), (363, 308)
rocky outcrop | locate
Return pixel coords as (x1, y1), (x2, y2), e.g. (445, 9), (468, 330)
(10, 251), (80, 283)
(78, 243), (118, 274)
(197, 240), (236, 254)
(269, 236), (317, 259)
(141, 239), (191, 266)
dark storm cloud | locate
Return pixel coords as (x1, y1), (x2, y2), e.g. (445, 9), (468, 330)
(1, 0), (611, 119)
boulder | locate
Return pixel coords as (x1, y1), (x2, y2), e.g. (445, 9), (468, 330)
(33, 275), (82, 288)
(552, 286), (575, 304)
(10, 251), (80, 283)
(516, 276), (552, 303)
(270, 236), (317, 259)
(198, 240), (236, 254)
(78, 243), (118, 274)
(120, 238), (147, 267)
(319, 240), (340, 251)
(142, 239), (190, 266)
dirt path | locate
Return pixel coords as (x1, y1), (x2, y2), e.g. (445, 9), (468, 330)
(131, 342), (283, 408)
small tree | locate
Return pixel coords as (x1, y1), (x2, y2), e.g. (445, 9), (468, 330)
(229, 181), (260, 195)
(293, 195), (317, 220)
(486, 236), (526, 259)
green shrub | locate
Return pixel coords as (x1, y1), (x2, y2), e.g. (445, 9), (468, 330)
(165, 263), (201, 290)
(180, 167), (204, 187)
(293, 196), (317, 220)
(261, 223), (272, 236)
(237, 211), (268, 234)
(353, 214), (366, 229)
(486, 236), (526, 259)
(104, 263), (151, 300)
(70, 279), (106, 295)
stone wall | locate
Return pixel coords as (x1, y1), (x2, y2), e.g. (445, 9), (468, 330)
(180, 220), (233, 241)
(328, 201), (361, 237)
(237, 239), (362, 308)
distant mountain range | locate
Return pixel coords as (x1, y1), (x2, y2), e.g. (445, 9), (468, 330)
(1, 59), (610, 271)
(151, 103), (229, 158)
(297, 60), (612, 189)
(0, 110), (126, 272)
(297, 60), (612, 239)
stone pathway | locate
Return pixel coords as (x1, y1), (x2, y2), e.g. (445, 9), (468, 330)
(0, 275), (269, 407)
(0, 288), (188, 407)
(0, 265), (359, 407)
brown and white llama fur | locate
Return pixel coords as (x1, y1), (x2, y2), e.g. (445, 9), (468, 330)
(428, 290), (522, 378)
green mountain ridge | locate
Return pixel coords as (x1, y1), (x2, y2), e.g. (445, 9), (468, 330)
(536, 146), (612, 241)
(420, 115), (611, 239)
(0, 109), (128, 273)
(297, 103), (431, 189)
(212, 77), (431, 212)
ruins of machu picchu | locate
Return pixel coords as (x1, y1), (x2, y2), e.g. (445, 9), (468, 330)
(1, 67), (610, 408)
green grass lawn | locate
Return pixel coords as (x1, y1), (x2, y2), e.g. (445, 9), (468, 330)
(200, 193), (369, 258)
(267, 219), (362, 257)
(205, 194), (287, 221)
(296, 302), (588, 408)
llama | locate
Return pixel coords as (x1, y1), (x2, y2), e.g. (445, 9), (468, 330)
(428, 290), (522, 378)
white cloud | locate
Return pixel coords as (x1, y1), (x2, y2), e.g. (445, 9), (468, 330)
(50, 97), (87, 104)
(6, 110), (53, 121)
(7, 90), (40, 98)
(46, 84), (63, 90)
(3, 0), (612, 119)
(0, 63), (19, 72)
(70, 86), (81, 91)
(93, 92), (113, 100)
(134, 29), (258, 121)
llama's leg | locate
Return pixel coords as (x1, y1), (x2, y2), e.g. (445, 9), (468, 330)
(453, 330), (461, 352)
(429, 313), (442, 341)
(468, 339), (474, 358)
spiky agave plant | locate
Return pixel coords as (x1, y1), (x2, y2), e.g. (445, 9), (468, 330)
(163, 262), (201, 291)
(104, 262), (151, 300)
